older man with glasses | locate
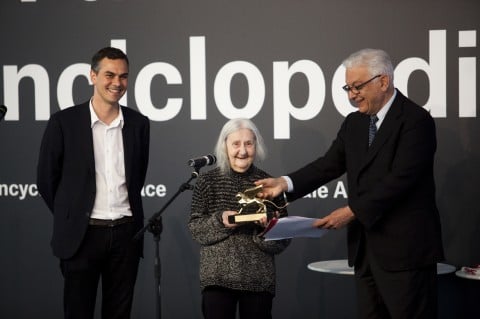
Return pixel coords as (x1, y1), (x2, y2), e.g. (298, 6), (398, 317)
(256, 48), (444, 319)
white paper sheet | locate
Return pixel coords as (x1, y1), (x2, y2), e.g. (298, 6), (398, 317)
(261, 216), (329, 241)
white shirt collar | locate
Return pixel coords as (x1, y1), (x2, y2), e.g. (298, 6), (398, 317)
(89, 99), (124, 128)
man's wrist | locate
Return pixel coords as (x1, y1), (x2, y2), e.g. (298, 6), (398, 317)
(281, 176), (293, 192)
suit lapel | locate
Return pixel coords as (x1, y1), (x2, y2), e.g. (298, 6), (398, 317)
(121, 107), (134, 188)
(78, 103), (96, 175)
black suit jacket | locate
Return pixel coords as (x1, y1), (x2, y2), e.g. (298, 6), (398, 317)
(37, 102), (150, 259)
(287, 90), (444, 271)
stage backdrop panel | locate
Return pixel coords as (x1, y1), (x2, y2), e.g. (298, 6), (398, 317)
(1, 0), (479, 318)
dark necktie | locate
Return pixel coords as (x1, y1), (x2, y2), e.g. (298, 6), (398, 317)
(368, 115), (378, 146)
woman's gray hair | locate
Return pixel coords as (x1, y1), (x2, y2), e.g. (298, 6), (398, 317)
(214, 118), (267, 173)
(343, 48), (394, 87)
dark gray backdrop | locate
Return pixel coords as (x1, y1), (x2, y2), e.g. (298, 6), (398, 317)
(1, 0), (479, 318)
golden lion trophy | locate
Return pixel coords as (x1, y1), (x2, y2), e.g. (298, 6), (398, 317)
(228, 185), (287, 224)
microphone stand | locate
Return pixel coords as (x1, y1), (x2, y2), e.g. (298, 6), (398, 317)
(134, 168), (201, 319)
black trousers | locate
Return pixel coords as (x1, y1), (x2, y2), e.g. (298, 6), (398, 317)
(354, 239), (437, 319)
(60, 222), (140, 319)
(202, 286), (273, 319)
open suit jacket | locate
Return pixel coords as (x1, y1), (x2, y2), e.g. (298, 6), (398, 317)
(286, 90), (444, 271)
(37, 101), (150, 260)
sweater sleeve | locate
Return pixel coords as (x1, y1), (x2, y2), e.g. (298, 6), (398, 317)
(253, 234), (291, 254)
(188, 174), (234, 246)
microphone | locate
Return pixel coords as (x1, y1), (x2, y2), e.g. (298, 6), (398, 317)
(187, 154), (217, 168)
(0, 105), (6, 122)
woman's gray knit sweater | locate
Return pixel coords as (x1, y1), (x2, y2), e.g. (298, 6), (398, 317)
(189, 165), (290, 294)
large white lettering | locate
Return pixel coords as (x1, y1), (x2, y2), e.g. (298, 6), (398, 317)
(273, 60), (325, 139)
(214, 61), (265, 119)
(190, 36), (207, 119)
(458, 30), (477, 117)
(3, 64), (50, 120)
(57, 63), (90, 108)
(395, 30), (447, 117)
(2, 30), (477, 138)
(135, 62), (183, 121)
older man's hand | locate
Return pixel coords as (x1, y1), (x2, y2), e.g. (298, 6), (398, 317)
(313, 206), (355, 229)
(254, 177), (288, 199)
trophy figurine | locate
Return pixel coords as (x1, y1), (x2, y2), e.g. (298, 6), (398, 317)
(228, 185), (287, 224)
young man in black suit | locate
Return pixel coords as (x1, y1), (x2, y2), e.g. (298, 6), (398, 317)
(37, 47), (150, 319)
(256, 49), (444, 319)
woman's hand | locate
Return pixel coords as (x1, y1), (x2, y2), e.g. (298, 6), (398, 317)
(222, 210), (239, 228)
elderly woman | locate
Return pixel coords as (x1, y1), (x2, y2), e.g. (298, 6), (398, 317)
(188, 118), (290, 319)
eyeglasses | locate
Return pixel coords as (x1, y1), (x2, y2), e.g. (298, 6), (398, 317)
(342, 74), (381, 94)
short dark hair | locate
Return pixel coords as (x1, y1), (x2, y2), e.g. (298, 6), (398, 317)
(91, 47), (129, 73)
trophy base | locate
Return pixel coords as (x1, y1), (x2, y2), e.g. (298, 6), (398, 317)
(228, 212), (267, 224)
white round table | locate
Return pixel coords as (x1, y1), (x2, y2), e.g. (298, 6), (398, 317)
(455, 270), (480, 280)
(307, 259), (456, 275)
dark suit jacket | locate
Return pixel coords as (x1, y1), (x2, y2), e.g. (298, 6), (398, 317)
(37, 102), (150, 259)
(287, 90), (444, 271)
